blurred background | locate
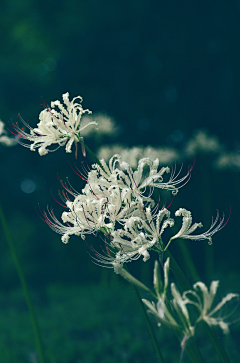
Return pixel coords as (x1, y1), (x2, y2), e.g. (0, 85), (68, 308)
(0, 0), (240, 362)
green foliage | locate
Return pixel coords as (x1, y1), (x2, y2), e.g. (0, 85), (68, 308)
(0, 283), (239, 362)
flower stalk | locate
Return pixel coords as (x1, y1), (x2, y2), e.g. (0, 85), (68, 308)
(0, 203), (46, 363)
(132, 285), (166, 363)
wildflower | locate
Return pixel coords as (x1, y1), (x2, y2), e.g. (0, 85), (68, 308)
(89, 154), (192, 203)
(44, 196), (112, 244)
(164, 208), (226, 251)
(119, 157), (191, 196)
(143, 258), (239, 352)
(44, 154), (224, 269)
(107, 208), (174, 266)
(11, 92), (98, 156)
(183, 280), (239, 334)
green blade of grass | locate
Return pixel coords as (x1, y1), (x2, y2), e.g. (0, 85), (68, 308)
(0, 203), (46, 363)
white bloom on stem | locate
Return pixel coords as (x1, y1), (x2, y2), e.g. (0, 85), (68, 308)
(88, 154), (192, 205)
(44, 196), (112, 244)
(11, 92), (98, 155)
(183, 281), (239, 334)
(99, 208), (174, 267)
(143, 259), (238, 353)
(119, 157), (192, 197)
(164, 208), (227, 251)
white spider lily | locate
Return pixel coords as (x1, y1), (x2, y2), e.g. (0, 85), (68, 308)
(87, 155), (191, 206)
(164, 208), (226, 251)
(11, 92), (98, 155)
(61, 197), (112, 241)
(119, 157), (192, 197)
(90, 208), (174, 269)
(183, 281), (239, 334)
(108, 208), (174, 265)
(42, 196), (112, 244)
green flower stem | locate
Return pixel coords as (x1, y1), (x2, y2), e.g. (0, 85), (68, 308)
(0, 204), (46, 363)
(175, 332), (205, 363)
(165, 249), (231, 363)
(132, 285), (165, 363)
(85, 144), (107, 173)
(186, 338), (205, 363)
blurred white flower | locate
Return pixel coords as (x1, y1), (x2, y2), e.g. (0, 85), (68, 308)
(11, 92), (97, 156)
(97, 145), (142, 168)
(215, 151), (240, 171)
(184, 129), (222, 156)
(81, 113), (119, 137)
(97, 144), (179, 169)
(0, 120), (17, 147)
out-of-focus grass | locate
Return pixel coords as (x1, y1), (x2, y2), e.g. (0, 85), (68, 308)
(0, 282), (239, 363)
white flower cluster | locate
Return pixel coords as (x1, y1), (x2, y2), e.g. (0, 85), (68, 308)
(143, 258), (239, 349)
(43, 154), (225, 270)
(11, 92), (98, 156)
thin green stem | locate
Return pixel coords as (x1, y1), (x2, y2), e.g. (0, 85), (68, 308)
(85, 144), (107, 173)
(165, 249), (231, 363)
(132, 285), (165, 363)
(175, 333), (205, 363)
(0, 204), (46, 363)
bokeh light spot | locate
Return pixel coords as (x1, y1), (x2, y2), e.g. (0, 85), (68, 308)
(20, 179), (37, 194)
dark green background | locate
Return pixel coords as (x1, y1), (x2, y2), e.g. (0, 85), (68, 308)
(0, 1), (240, 362)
